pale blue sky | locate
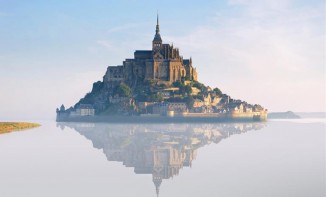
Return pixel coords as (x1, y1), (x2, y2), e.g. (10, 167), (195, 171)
(0, 0), (325, 120)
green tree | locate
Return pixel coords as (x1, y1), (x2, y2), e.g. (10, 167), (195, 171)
(173, 81), (183, 88)
(159, 83), (167, 89)
(150, 93), (164, 102)
(181, 76), (185, 83)
(179, 85), (192, 96)
(115, 83), (132, 97)
(193, 81), (207, 92)
(179, 85), (185, 96)
(185, 96), (195, 109)
(185, 85), (192, 95)
(213, 87), (222, 96)
(136, 92), (149, 102)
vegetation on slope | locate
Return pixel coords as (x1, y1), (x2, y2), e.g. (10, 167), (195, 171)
(71, 75), (226, 115)
(114, 83), (132, 98)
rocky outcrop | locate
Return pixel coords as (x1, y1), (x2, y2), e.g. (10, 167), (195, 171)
(268, 111), (300, 119)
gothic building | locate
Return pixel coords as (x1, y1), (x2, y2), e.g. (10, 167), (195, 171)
(103, 15), (197, 85)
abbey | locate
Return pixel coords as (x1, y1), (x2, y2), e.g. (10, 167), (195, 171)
(103, 15), (197, 85)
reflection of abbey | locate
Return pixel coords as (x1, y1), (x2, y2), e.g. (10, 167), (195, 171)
(104, 15), (197, 85)
(58, 122), (265, 197)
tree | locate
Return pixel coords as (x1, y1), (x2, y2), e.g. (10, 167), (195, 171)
(173, 81), (183, 88)
(115, 83), (132, 97)
(193, 81), (207, 92)
(145, 80), (156, 87)
(150, 93), (164, 102)
(179, 85), (186, 96)
(181, 76), (185, 83)
(136, 92), (150, 102)
(185, 85), (192, 95)
(159, 83), (167, 88)
(185, 75), (191, 81)
(213, 87), (222, 96)
(179, 85), (192, 96)
(185, 96), (195, 109)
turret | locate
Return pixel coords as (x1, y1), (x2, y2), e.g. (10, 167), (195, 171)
(60, 104), (65, 112)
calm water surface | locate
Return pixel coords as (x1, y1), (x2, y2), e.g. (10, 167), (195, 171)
(0, 119), (325, 197)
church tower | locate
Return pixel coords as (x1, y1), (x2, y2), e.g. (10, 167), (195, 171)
(152, 14), (162, 53)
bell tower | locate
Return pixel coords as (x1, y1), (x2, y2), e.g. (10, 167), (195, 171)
(152, 14), (162, 53)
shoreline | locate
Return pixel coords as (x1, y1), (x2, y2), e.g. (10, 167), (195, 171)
(0, 122), (41, 134)
(56, 114), (267, 123)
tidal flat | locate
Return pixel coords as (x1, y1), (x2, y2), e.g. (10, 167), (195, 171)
(0, 122), (40, 134)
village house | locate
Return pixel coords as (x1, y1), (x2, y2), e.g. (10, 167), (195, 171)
(153, 102), (169, 115)
(211, 96), (222, 106)
(109, 95), (131, 104)
(70, 104), (95, 116)
(138, 102), (155, 113)
(193, 99), (204, 108)
(191, 87), (201, 96)
(167, 103), (187, 113)
(244, 105), (253, 112)
(227, 103), (244, 113)
(203, 94), (212, 106)
(153, 102), (188, 115)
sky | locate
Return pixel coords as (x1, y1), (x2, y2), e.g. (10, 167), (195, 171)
(0, 0), (325, 120)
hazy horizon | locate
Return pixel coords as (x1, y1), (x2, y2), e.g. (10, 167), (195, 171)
(0, 0), (325, 120)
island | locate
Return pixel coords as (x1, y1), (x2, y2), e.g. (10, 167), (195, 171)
(56, 15), (268, 123)
(0, 122), (40, 134)
(268, 111), (301, 119)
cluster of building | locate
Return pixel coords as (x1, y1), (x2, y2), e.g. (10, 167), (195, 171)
(137, 94), (266, 117)
(56, 104), (95, 118)
(57, 90), (266, 119)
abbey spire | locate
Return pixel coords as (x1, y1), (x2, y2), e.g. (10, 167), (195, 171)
(156, 13), (160, 34)
(153, 13), (162, 51)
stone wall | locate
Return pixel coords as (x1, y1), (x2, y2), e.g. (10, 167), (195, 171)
(104, 66), (124, 82)
(103, 48), (196, 87)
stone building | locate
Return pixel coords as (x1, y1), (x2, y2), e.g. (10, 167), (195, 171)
(103, 15), (197, 86)
(153, 102), (188, 115)
(70, 104), (95, 116)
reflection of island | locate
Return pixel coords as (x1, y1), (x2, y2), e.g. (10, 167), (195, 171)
(57, 123), (265, 196)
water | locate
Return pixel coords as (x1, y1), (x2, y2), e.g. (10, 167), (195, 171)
(0, 119), (325, 197)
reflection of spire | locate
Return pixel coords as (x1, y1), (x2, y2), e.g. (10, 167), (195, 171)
(153, 175), (162, 197)
(153, 165), (163, 197)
